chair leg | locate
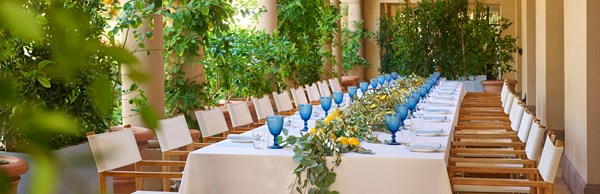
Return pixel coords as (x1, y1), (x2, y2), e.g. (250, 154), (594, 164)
(135, 163), (142, 190)
(162, 153), (171, 192)
(99, 173), (107, 194)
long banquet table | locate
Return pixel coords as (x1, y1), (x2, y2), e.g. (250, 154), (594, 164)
(179, 83), (465, 194)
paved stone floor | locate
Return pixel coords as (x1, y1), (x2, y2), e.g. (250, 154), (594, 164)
(554, 160), (573, 194)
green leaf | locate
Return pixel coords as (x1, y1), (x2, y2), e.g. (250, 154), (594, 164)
(0, 1), (44, 42)
(200, 5), (210, 15)
(89, 76), (114, 115)
(37, 77), (51, 88)
(140, 106), (159, 131)
(38, 60), (50, 70)
(0, 79), (15, 104)
(103, 46), (139, 64)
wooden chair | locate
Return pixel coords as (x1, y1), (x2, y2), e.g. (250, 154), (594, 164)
(291, 86), (309, 109)
(449, 133), (564, 194)
(156, 116), (212, 191)
(451, 122), (547, 161)
(317, 81), (332, 97)
(305, 84), (321, 105)
(328, 78), (343, 92)
(195, 108), (244, 143)
(252, 95), (275, 124)
(87, 129), (183, 194)
(227, 102), (264, 131)
(460, 88), (514, 117)
(458, 94), (522, 128)
(272, 91), (296, 116)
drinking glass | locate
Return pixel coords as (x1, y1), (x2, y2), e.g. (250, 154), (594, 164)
(320, 96), (332, 117)
(385, 74), (392, 83)
(391, 72), (399, 80)
(370, 78), (378, 89)
(359, 82), (369, 93)
(333, 91), (344, 108)
(378, 75), (385, 85)
(298, 104), (312, 131)
(252, 128), (267, 149)
(385, 113), (401, 145)
(348, 86), (357, 102)
(267, 115), (284, 149)
(419, 86), (427, 98)
(395, 103), (409, 126)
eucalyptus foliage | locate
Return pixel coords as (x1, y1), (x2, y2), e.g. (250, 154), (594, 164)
(377, 0), (520, 79)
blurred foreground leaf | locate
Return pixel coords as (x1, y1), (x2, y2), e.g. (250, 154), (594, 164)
(140, 106), (158, 131)
(90, 76), (114, 115)
(0, 79), (15, 104)
(0, 0), (44, 42)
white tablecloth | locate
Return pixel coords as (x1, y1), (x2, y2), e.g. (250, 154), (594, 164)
(179, 83), (465, 194)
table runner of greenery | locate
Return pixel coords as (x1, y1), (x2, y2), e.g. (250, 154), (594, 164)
(283, 75), (426, 194)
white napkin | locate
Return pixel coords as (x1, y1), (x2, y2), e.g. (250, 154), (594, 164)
(415, 129), (444, 134)
(408, 142), (442, 150)
(423, 115), (447, 121)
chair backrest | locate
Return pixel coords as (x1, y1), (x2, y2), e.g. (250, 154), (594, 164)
(88, 129), (142, 172)
(509, 97), (525, 131)
(517, 110), (534, 142)
(272, 91), (294, 112)
(252, 95), (275, 120)
(305, 84), (321, 102)
(195, 108), (230, 137)
(291, 87), (309, 108)
(318, 81), (331, 97)
(537, 135), (565, 183)
(328, 78), (342, 92)
(227, 102), (255, 127)
(525, 121), (545, 161)
(156, 115), (194, 152)
(500, 81), (509, 105)
(503, 93), (514, 114)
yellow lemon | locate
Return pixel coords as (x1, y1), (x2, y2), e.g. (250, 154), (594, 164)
(336, 137), (349, 145)
(309, 128), (317, 133)
(330, 133), (336, 141)
(348, 137), (360, 147)
(369, 104), (377, 109)
(324, 115), (333, 123)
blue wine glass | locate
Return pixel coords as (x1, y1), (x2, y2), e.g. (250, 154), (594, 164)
(407, 94), (418, 112)
(385, 74), (392, 83)
(348, 86), (357, 102)
(385, 113), (401, 145)
(395, 103), (409, 124)
(333, 91), (344, 107)
(359, 82), (369, 93)
(267, 115), (284, 149)
(320, 96), (332, 117)
(298, 104), (312, 131)
(391, 72), (399, 80)
(370, 79), (378, 89)
(419, 87), (427, 98)
(378, 75), (385, 85)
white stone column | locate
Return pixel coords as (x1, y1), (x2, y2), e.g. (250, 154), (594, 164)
(535, 0), (564, 131)
(122, 14), (165, 126)
(521, 0), (536, 105)
(333, 0), (343, 80)
(257, 0), (277, 33)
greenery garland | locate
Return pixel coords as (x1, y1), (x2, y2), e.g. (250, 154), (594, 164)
(284, 75), (426, 193)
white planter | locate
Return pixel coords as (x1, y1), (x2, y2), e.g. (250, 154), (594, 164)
(449, 75), (486, 92)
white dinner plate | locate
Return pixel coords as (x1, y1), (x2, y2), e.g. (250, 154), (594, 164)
(407, 143), (443, 152)
(231, 139), (253, 143)
(415, 130), (446, 136)
(425, 109), (449, 114)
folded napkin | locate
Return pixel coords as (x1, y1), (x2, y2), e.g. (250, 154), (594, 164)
(423, 115), (447, 121)
(437, 91), (454, 95)
(408, 142), (442, 150)
(227, 134), (253, 142)
(425, 108), (449, 114)
(433, 95), (454, 100)
(430, 102), (453, 107)
(415, 129), (444, 134)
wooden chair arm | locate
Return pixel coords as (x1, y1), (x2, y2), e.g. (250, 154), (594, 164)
(448, 157), (536, 165)
(459, 117), (510, 121)
(450, 148), (526, 156)
(202, 136), (227, 143)
(162, 150), (192, 157)
(448, 166), (539, 175)
(451, 141), (525, 148)
(136, 160), (186, 167)
(455, 125), (513, 130)
(450, 178), (549, 187)
(102, 171), (182, 179)
(189, 142), (212, 149)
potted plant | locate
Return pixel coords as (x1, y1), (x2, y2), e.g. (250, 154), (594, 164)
(0, 155), (28, 194)
(376, 0), (521, 92)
